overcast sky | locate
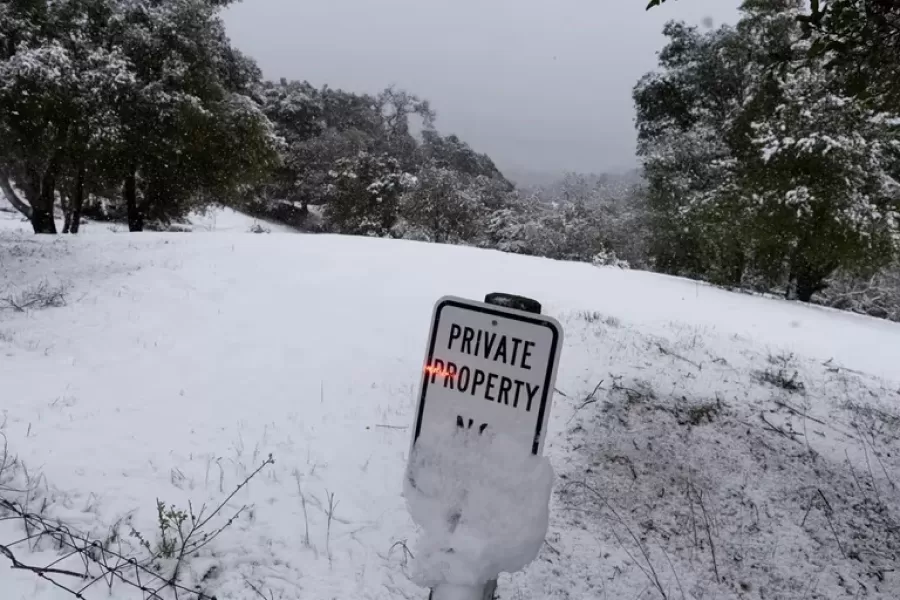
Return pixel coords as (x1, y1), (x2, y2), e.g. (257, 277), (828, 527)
(223, 0), (741, 177)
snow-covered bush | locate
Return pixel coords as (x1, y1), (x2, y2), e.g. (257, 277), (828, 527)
(324, 152), (412, 236)
(816, 265), (900, 322)
(592, 248), (630, 270)
(398, 165), (486, 244)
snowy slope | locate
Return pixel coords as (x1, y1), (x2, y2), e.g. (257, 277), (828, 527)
(2, 225), (899, 600)
(0, 197), (297, 234)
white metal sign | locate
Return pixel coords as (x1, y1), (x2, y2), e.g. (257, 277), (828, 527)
(411, 296), (564, 457)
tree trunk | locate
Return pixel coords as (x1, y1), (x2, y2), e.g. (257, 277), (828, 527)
(31, 168), (58, 234)
(789, 253), (832, 303)
(795, 271), (824, 303)
(70, 166), (85, 234)
(0, 171), (32, 219)
(61, 192), (72, 233)
(727, 248), (746, 288)
(125, 170), (142, 232)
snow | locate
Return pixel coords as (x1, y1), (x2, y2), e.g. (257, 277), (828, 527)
(2, 211), (900, 599)
(0, 198), (297, 234)
(403, 425), (554, 590)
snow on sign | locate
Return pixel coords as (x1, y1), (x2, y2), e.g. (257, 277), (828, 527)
(411, 295), (564, 457)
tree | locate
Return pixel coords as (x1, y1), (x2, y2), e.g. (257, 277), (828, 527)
(254, 79), (326, 216)
(800, 0), (900, 115)
(254, 81), (437, 228)
(637, 0), (900, 300)
(398, 166), (491, 244)
(115, 0), (281, 231)
(418, 131), (512, 190)
(256, 81), (385, 221)
(58, 0), (137, 233)
(375, 86), (435, 170)
(0, 0), (279, 234)
(325, 152), (413, 236)
(634, 20), (752, 283)
(733, 0), (899, 299)
(483, 195), (561, 258)
(0, 0), (121, 233)
(744, 47), (900, 299)
(648, 0), (900, 111)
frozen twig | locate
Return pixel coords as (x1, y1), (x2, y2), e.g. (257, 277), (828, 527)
(693, 486), (720, 583)
(656, 343), (702, 370)
(772, 399), (826, 425)
(388, 539), (414, 567)
(568, 481), (668, 599)
(817, 489), (846, 559)
(325, 489), (338, 565)
(661, 546), (687, 600)
(685, 482), (699, 552)
(577, 380), (605, 410)
(244, 576), (276, 600)
(568, 381), (605, 423)
(292, 469), (311, 548)
(801, 492), (815, 528)
(1, 281), (68, 313)
(759, 413), (801, 443)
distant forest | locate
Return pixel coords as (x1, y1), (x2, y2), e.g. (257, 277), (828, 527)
(0, 0), (897, 320)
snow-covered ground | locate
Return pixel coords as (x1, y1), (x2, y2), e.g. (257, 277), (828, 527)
(2, 208), (900, 600)
(0, 200), (297, 235)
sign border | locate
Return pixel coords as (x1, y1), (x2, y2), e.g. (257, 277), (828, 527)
(411, 295), (562, 456)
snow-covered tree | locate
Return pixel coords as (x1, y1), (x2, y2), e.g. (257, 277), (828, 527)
(744, 55), (899, 299)
(325, 152), (413, 236)
(0, 0), (132, 232)
(483, 195), (562, 258)
(109, 0), (280, 231)
(0, 0), (279, 233)
(818, 262), (900, 322)
(634, 19), (752, 282)
(398, 166), (496, 244)
(253, 80), (440, 229)
(651, 0), (900, 112)
(418, 131), (512, 192)
(636, 1), (900, 300)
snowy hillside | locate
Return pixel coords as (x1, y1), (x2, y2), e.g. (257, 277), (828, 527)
(0, 198), (297, 235)
(2, 220), (900, 600)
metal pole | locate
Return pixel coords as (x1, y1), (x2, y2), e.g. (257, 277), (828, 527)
(428, 581), (497, 600)
(427, 293), (543, 600)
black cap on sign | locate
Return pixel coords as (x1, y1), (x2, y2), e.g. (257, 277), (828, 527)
(484, 293), (542, 315)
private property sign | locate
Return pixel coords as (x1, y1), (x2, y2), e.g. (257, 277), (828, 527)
(411, 295), (564, 457)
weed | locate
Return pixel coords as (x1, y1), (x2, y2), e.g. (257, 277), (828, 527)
(1, 281), (68, 312)
(577, 310), (621, 327)
(755, 368), (805, 392)
(683, 401), (721, 426)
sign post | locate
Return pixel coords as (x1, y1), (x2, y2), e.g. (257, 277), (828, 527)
(407, 293), (564, 600)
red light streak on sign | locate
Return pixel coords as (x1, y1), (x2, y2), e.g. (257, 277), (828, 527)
(424, 363), (456, 379)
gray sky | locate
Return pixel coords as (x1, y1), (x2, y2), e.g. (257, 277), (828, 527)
(223, 0), (741, 177)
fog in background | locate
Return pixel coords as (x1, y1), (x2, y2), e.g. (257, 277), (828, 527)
(224, 0), (741, 181)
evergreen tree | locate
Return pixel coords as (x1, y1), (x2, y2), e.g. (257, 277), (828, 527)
(0, 0), (131, 233)
(110, 0), (279, 231)
(637, 0), (900, 300)
(325, 152), (413, 236)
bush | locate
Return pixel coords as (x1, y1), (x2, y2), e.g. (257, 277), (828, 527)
(1, 281), (68, 312)
(815, 265), (900, 322)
